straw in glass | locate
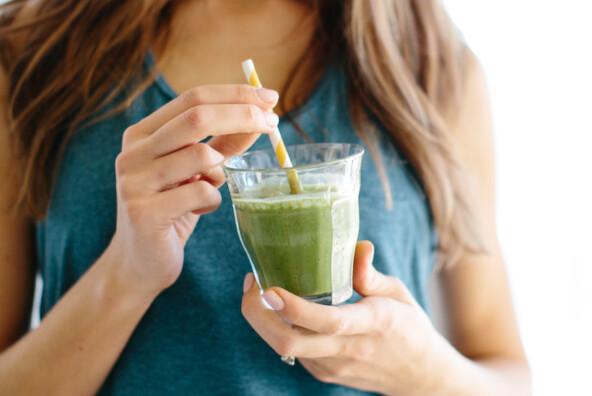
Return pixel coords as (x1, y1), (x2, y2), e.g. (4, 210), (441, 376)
(241, 59), (303, 195)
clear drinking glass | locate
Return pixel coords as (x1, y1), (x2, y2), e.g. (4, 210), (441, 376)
(223, 143), (364, 305)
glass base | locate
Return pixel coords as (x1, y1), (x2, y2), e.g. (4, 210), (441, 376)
(302, 285), (352, 306)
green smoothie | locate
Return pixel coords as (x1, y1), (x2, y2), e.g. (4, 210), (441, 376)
(232, 185), (359, 304)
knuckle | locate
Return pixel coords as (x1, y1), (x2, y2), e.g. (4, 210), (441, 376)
(116, 174), (133, 200)
(185, 106), (207, 128)
(243, 104), (260, 124)
(207, 166), (226, 188)
(234, 84), (254, 103)
(193, 181), (221, 211)
(191, 143), (213, 165)
(325, 313), (346, 336)
(114, 152), (128, 175)
(183, 86), (205, 106)
(115, 151), (145, 199)
(115, 151), (137, 179)
(282, 305), (304, 326)
(274, 337), (298, 358)
(121, 125), (138, 149)
(153, 168), (169, 190)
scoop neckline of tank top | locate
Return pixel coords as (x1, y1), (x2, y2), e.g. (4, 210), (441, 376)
(146, 51), (334, 123)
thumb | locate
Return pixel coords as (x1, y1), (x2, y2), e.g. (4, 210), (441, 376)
(353, 241), (415, 305)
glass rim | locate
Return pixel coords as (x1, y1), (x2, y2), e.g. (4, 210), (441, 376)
(222, 143), (365, 173)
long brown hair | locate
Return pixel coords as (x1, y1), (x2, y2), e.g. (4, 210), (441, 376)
(0, 0), (480, 266)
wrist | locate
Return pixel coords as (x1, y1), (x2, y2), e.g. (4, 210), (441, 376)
(423, 332), (497, 396)
(419, 331), (469, 396)
(96, 240), (162, 311)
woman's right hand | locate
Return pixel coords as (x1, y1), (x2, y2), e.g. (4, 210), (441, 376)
(107, 85), (279, 296)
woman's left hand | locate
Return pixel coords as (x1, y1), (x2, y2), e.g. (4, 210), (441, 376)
(241, 241), (447, 395)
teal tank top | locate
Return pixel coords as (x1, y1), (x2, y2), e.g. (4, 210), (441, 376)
(36, 55), (437, 395)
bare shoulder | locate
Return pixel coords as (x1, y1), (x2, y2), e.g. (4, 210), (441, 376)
(450, 50), (495, 188)
(436, 51), (528, 362)
(446, 49), (497, 239)
(455, 48), (493, 125)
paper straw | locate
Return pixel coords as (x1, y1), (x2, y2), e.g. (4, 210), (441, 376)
(242, 59), (303, 194)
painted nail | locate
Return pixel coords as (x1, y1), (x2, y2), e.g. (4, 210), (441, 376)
(243, 273), (255, 293)
(262, 290), (285, 311)
(264, 111), (279, 127)
(256, 88), (279, 103)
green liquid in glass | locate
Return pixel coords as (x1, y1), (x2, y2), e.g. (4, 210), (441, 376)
(233, 185), (358, 303)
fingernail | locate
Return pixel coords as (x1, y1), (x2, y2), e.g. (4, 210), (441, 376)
(264, 111), (279, 127)
(256, 88), (279, 103)
(243, 273), (255, 293)
(262, 290), (285, 311)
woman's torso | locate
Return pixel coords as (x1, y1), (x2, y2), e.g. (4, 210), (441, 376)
(36, 55), (437, 395)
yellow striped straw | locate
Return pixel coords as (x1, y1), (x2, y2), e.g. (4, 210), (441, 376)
(241, 59), (303, 194)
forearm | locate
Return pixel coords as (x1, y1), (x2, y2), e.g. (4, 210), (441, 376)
(0, 244), (158, 395)
(428, 336), (531, 396)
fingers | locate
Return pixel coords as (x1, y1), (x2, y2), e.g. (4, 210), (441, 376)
(147, 103), (277, 158)
(351, 240), (376, 296)
(116, 142), (226, 199)
(241, 274), (343, 358)
(251, 241), (417, 338)
(151, 179), (222, 219)
(115, 84), (278, 225)
(148, 143), (225, 192)
(261, 288), (382, 336)
(353, 241), (416, 305)
(207, 132), (261, 159)
(195, 165), (226, 189)
(123, 85), (278, 150)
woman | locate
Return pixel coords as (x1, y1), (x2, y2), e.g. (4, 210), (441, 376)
(0, 0), (530, 394)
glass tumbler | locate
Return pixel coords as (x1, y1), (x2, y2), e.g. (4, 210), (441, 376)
(223, 143), (364, 305)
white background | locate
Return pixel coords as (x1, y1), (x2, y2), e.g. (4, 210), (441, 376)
(444, 1), (592, 395)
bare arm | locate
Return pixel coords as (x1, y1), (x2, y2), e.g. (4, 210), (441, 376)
(0, 247), (157, 395)
(240, 53), (531, 395)
(431, 53), (530, 394)
(0, 57), (280, 393)
(0, 65), (158, 395)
